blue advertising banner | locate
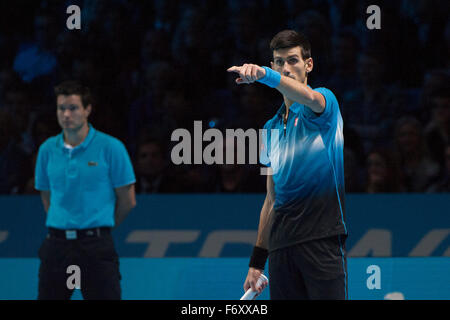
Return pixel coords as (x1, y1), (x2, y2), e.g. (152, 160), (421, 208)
(0, 257), (448, 300)
(0, 194), (449, 257)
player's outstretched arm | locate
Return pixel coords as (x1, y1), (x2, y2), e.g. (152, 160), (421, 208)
(227, 64), (325, 113)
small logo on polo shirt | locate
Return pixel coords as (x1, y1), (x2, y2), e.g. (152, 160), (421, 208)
(294, 117), (299, 126)
(88, 161), (98, 166)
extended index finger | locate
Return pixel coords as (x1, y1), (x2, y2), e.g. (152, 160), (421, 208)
(227, 66), (241, 73)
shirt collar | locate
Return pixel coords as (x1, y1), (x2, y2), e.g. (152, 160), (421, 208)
(276, 102), (302, 118)
(57, 123), (96, 150)
(276, 85), (311, 119)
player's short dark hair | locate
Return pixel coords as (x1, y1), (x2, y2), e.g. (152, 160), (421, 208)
(269, 30), (311, 60)
(54, 80), (92, 108)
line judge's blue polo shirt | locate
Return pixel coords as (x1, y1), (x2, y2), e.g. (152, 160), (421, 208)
(35, 124), (136, 229)
(260, 87), (347, 251)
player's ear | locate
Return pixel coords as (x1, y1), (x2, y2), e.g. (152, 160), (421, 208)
(270, 61), (274, 69)
(305, 58), (313, 74)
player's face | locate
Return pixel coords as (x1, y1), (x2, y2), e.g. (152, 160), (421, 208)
(271, 46), (312, 84)
(56, 95), (91, 131)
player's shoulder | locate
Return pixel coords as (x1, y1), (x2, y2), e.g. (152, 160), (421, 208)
(313, 87), (338, 104)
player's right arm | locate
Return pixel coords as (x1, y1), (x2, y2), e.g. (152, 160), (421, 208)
(243, 175), (274, 293)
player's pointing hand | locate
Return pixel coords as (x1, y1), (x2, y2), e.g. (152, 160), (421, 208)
(227, 64), (266, 85)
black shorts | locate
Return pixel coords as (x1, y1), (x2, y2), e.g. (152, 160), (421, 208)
(37, 230), (121, 300)
(268, 235), (348, 300)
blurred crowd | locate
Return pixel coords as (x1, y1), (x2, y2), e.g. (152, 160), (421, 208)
(0, 0), (449, 195)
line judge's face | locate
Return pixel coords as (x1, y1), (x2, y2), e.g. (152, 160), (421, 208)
(56, 94), (91, 131)
(270, 46), (312, 84)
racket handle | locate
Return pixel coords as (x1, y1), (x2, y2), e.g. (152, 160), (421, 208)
(241, 288), (258, 300)
(240, 274), (268, 300)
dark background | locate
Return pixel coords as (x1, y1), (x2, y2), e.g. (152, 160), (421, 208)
(0, 0), (449, 195)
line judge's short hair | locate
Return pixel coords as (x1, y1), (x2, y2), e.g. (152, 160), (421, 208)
(269, 30), (311, 60)
(54, 80), (92, 108)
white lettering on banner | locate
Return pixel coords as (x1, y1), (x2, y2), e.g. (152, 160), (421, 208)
(408, 229), (450, 256)
(126, 230), (200, 257)
(366, 265), (381, 290)
(366, 5), (381, 29)
(443, 247), (450, 256)
(0, 231), (8, 244)
(66, 265), (81, 289)
(348, 229), (392, 257)
(384, 292), (405, 300)
(122, 229), (449, 257)
(66, 5), (81, 30)
(198, 230), (257, 257)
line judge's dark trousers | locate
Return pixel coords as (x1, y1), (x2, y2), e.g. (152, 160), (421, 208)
(37, 232), (121, 300)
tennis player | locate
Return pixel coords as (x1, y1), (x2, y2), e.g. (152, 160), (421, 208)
(228, 30), (348, 300)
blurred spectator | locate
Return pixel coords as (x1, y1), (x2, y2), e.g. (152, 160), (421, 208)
(13, 10), (58, 85)
(152, 0), (180, 32)
(177, 166), (214, 193)
(341, 50), (399, 153)
(211, 164), (265, 193)
(327, 0), (359, 30)
(229, 5), (262, 59)
(444, 19), (450, 69)
(394, 117), (440, 192)
(31, 111), (61, 150)
(209, 137), (265, 193)
(343, 125), (366, 192)
(23, 152), (39, 195)
(401, 0), (450, 71)
(424, 79), (450, 167)
(141, 29), (172, 66)
(134, 136), (180, 193)
(326, 28), (360, 99)
(344, 148), (364, 193)
(55, 31), (83, 80)
(1, 80), (36, 155)
(171, 6), (210, 69)
(236, 85), (275, 130)
(0, 110), (29, 194)
(0, 0), (448, 194)
(427, 144), (450, 192)
(127, 61), (179, 157)
(365, 148), (404, 193)
(418, 69), (450, 123)
(293, 9), (332, 87)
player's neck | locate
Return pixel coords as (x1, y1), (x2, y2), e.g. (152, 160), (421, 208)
(284, 97), (294, 115)
(63, 123), (89, 147)
(283, 77), (307, 113)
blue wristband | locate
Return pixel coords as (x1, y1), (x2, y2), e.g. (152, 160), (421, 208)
(257, 66), (281, 88)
